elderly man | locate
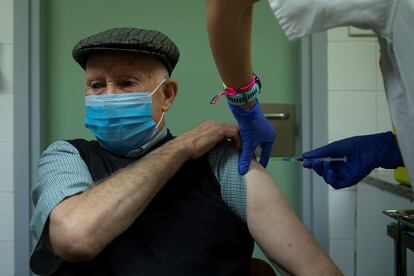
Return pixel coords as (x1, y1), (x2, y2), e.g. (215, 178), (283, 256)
(30, 27), (340, 275)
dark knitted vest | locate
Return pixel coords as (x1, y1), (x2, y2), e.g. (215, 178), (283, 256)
(52, 134), (254, 276)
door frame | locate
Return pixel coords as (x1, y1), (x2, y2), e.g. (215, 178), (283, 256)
(300, 33), (329, 250)
(14, 0), (44, 275)
(14, 1), (329, 274)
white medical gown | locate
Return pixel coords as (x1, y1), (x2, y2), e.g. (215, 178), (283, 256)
(267, 0), (414, 184)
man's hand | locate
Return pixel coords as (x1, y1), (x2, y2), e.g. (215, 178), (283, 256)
(228, 101), (276, 175)
(173, 120), (241, 160)
(302, 131), (404, 189)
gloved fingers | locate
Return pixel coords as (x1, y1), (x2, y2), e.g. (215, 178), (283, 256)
(321, 161), (332, 183)
(266, 126), (277, 141)
(239, 144), (256, 175)
(302, 143), (335, 159)
(326, 169), (343, 189)
(302, 159), (313, 169)
(329, 164), (356, 188)
(323, 162), (352, 190)
(311, 160), (324, 176)
(259, 141), (273, 168)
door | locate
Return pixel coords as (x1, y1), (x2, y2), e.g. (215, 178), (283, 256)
(43, 0), (300, 267)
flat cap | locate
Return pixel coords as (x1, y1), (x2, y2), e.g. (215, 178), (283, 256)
(72, 27), (180, 75)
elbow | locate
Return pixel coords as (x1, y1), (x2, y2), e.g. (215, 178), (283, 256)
(54, 234), (99, 262)
(49, 212), (100, 262)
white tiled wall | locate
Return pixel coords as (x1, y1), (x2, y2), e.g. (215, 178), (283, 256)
(327, 27), (392, 276)
(0, 0), (14, 275)
(356, 183), (414, 276)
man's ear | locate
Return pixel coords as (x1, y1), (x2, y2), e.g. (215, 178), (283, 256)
(161, 79), (178, 112)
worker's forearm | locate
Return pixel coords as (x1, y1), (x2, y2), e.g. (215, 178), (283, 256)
(206, 0), (255, 88)
(49, 139), (191, 260)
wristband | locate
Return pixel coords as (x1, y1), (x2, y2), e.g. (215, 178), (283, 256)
(210, 74), (262, 105)
(226, 82), (261, 106)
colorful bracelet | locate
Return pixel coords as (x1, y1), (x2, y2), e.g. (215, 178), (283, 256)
(210, 74), (262, 106)
(226, 82), (261, 106)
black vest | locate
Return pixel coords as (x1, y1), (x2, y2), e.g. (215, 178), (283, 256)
(53, 134), (254, 276)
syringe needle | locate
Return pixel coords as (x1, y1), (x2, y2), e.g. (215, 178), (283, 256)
(296, 157), (347, 162)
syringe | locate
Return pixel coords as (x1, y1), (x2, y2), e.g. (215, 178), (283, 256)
(297, 157), (347, 162)
(280, 156), (347, 162)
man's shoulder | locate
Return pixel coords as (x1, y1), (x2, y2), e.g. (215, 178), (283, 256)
(41, 139), (98, 160)
(209, 141), (240, 160)
(208, 141), (240, 173)
(43, 140), (79, 154)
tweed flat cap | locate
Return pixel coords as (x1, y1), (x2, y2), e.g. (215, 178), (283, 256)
(72, 27), (180, 74)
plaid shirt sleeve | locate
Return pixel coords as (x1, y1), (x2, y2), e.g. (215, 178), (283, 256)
(208, 142), (247, 222)
(30, 141), (94, 275)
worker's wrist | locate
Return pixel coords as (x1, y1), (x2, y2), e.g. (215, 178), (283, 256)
(210, 74), (261, 106)
(243, 99), (256, 109)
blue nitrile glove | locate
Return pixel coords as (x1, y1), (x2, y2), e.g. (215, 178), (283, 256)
(228, 100), (276, 175)
(302, 131), (404, 189)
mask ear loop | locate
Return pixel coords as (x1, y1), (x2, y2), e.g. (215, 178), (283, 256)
(150, 78), (167, 96)
(155, 112), (165, 131)
(152, 79), (167, 131)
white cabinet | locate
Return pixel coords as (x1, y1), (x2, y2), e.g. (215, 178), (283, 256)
(356, 183), (414, 276)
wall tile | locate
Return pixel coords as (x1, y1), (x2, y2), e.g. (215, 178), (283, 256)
(0, 192), (13, 241)
(329, 190), (356, 240)
(330, 239), (355, 276)
(356, 183), (414, 276)
(348, 27), (376, 37)
(0, 93), (13, 142)
(328, 42), (377, 91)
(328, 92), (376, 140)
(0, 143), (13, 192)
(328, 28), (351, 42)
(0, 0), (13, 44)
(328, 27), (377, 43)
(376, 92), (393, 132)
(0, 44), (13, 92)
(0, 241), (14, 276)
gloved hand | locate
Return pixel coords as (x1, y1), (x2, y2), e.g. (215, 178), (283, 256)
(228, 100), (276, 175)
(302, 131), (404, 189)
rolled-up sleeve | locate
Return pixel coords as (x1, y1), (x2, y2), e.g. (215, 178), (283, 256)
(30, 141), (94, 275)
(208, 142), (247, 222)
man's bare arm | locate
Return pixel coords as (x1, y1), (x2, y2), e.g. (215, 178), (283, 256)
(246, 161), (343, 275)
(48, 121), (241, 262)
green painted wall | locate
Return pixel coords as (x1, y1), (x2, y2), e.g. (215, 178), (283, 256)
(45, 0), (299, 267)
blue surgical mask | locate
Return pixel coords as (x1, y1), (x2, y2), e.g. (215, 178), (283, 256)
(85, 79), (166, 155)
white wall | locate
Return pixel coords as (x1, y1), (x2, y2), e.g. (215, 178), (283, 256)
(356, 182), (414, 276)
(326, 27), (392, 276)
(0, 0), (14, 275)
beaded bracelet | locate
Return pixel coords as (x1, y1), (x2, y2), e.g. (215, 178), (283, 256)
(210, 74), (261, 106)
